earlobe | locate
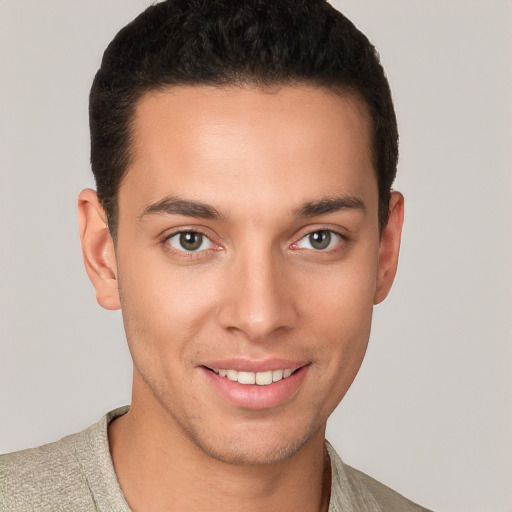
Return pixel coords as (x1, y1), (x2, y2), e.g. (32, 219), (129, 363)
(374, 191), (404, 305)
(78, 188), (121, 310)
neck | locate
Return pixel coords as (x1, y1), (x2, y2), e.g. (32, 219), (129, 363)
(109, 391), (331, 512)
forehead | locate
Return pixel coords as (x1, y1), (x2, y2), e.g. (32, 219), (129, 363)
(120, 85), (376, 217)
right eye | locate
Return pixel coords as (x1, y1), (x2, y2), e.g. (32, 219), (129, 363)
(165, 231), (213, 252)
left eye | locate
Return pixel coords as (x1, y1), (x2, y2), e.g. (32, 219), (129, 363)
(166, 231), (213, 252)
(296, 230), (341, 251)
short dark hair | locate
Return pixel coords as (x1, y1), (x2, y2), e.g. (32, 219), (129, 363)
(90, 0), (398, 239)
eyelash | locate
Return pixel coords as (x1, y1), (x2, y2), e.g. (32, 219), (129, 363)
(292, 228), (348, 254)
(161, 227), (348, 258)
(161, 229), (218, 258)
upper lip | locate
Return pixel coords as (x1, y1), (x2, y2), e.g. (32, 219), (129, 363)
(201, 358), (309, 372)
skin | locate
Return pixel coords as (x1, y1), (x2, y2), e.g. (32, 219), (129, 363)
(78, 85), (404, 512)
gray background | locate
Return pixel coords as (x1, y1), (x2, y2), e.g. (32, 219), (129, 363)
(1, 1), (511, 511)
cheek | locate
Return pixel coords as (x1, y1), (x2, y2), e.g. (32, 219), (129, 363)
(303, 251), (378, 382)
(307, 254), (378, 332)
(314, 285), (373, 369)
(307, 273), (375, 412)
(116, 253), (221, 364)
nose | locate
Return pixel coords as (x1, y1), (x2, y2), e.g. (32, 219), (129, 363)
(217, 247), (298, 342)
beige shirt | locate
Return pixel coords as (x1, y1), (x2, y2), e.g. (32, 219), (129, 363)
(0, 407), (432, 511)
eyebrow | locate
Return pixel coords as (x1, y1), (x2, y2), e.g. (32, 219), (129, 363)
(293, 196), (366, 218)
(139, 196), (223, 221)
(138, 194), (365, 222)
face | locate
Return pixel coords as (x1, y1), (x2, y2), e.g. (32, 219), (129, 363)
(81, 85), (403, 465)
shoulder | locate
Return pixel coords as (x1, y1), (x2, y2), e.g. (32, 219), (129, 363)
(326, 442), (433, 512)
(0, 431), (97, 512)
(0, 407), (129, 512)
(343, 464), (432, 512)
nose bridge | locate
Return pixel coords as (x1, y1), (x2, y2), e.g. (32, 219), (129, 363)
(218, 242), (297, 340)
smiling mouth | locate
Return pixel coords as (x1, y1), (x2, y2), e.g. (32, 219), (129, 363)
(205, 367), (299, 386)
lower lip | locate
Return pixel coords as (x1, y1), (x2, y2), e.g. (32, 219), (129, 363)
(201, 365), (310, 410)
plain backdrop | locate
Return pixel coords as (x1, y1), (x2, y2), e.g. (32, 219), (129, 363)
(1, 1), (511, 511)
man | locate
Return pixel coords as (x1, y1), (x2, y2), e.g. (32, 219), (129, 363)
(1, 1), (432, 510)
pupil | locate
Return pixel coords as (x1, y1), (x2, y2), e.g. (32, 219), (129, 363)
(309, 230), (331, 250)
(180, 232), (202, 251)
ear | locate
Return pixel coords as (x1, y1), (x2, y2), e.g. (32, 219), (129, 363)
(78, 188), (121, 310)
(374, 191), (405, 305)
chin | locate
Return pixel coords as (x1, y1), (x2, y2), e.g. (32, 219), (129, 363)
(180, 418), (325, 466)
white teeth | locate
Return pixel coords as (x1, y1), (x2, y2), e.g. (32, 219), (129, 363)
(255, 371), (273, 385)
(214, 368), (296, 385)
(226, 369), (238, 382)
(272, 369), (284, 382)
(237, 371), (256, 385)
